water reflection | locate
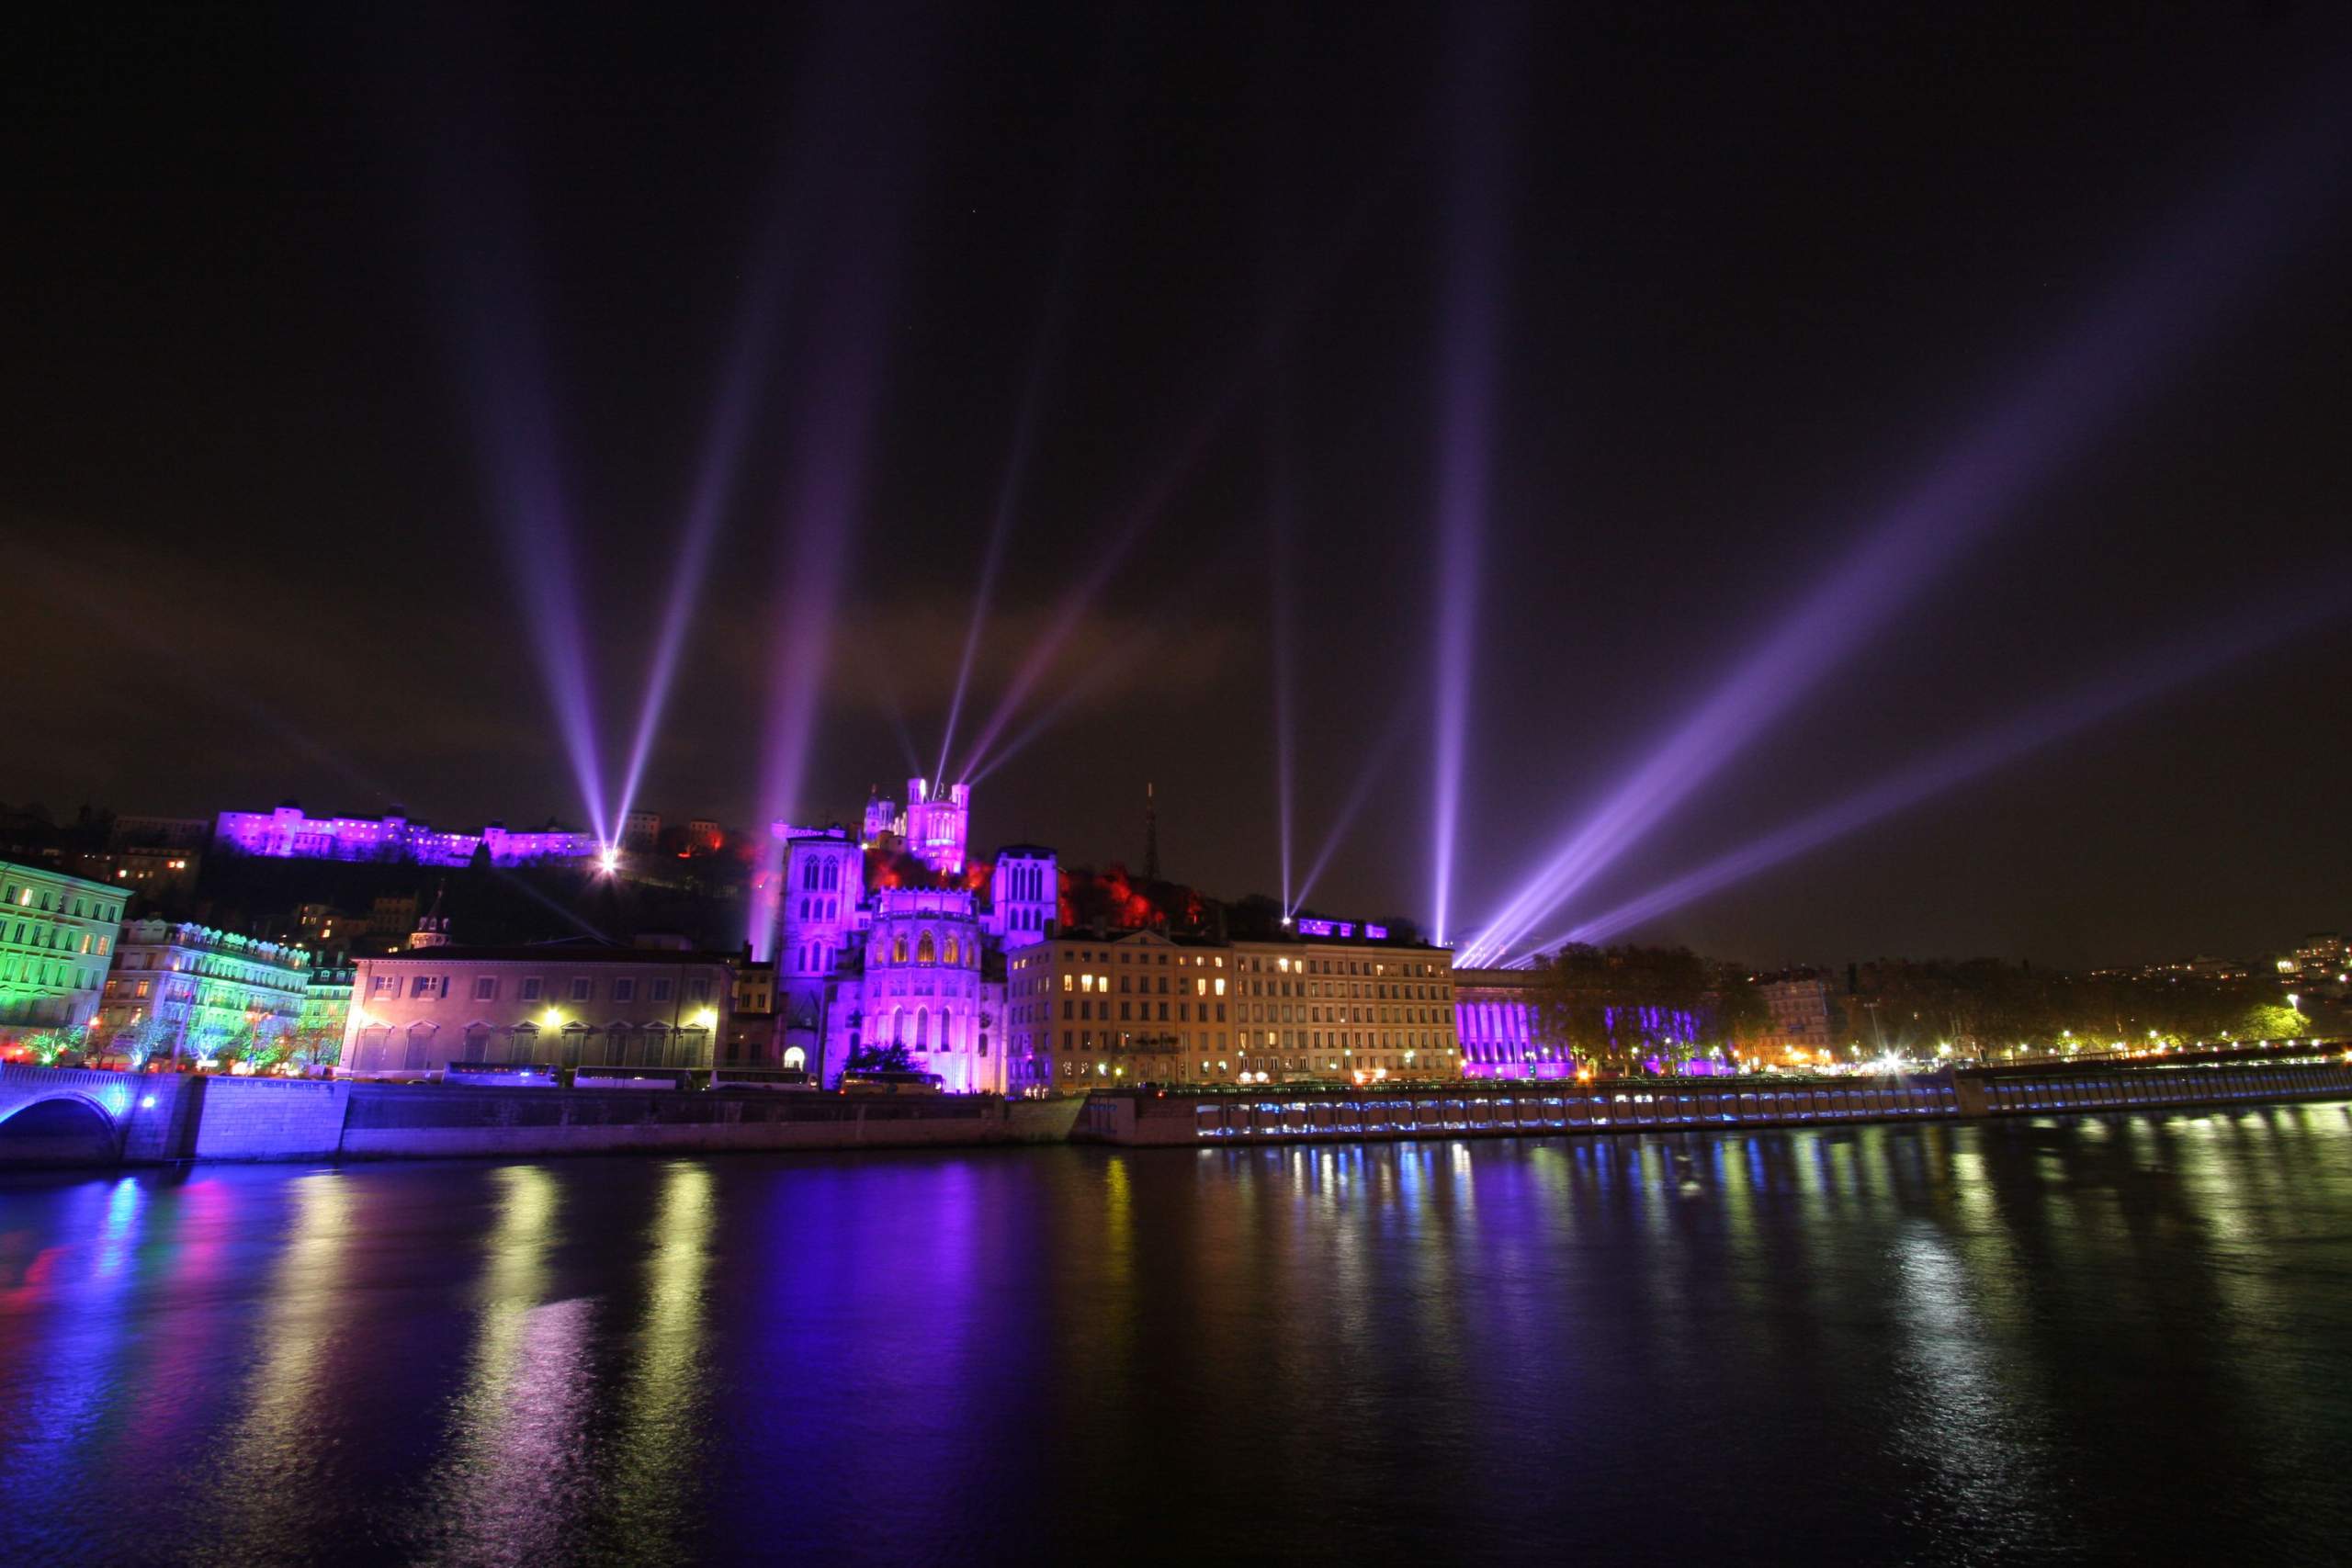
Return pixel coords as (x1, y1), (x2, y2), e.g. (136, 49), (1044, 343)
(412, 1164), (595, 1568)
(198, 1172), (355, 1568)
(2, 1111), (2350, 1566)
(597, 1160), (714, 1566)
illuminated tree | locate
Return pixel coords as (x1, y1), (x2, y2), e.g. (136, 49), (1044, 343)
(846, 1041), (914, 1073)
(2242, 1003), (2306, 1040)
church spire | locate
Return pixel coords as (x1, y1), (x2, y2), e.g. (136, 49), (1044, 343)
(1143, 781), (1160, 882)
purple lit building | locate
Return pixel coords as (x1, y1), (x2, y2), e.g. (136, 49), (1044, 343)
(1453, 967), (1569, 1079)
(212, 802), (597, 867)
(769, 776), (1051, 1093)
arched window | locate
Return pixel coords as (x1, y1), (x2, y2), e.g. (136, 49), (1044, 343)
(782, 1044), (807, 1070)
(944, 937), (959, 966)
(917, 932), (936, 965)
(891, 1006), (906, 1044)
(915, 1006), (930, 1050)
(891, 933), (908, 964)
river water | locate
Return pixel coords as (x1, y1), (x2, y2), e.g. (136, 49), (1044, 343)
(4, 1105), (2350, 1566)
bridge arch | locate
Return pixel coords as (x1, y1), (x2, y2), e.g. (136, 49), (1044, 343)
(0, 1093), (121, 1167)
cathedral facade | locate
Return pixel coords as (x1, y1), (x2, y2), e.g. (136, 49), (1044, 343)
(770, 776), (1057, 1091)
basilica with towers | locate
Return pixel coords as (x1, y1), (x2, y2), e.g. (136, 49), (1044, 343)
(769, 776), (1057, 1092)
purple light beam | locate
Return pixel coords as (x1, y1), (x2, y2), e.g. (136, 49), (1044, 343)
(429, 145), (611, 848)
(1291, 698), (1415, 917)
(1267, 384), (1299, 915)
(611, 193), (799, 839)
(1461, 85), (2350, 966)
(751, 12), (938, 953)
(1428, 2), (1523, 947)
(1549, 574), (2352, 950)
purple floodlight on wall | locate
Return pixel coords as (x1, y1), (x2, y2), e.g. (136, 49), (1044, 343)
(1461, 83), (2351, 966)
(1551, 575), (2352, 948)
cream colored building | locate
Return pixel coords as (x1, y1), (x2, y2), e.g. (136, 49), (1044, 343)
(1227, 936), (1459, 1084)
(1004, 927), (1460, 1089)
(1004, 929), (1232, 1089)
(344, 940), (734, 1077)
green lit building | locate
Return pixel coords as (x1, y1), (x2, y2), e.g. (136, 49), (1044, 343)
(0, 861), (127, 1032)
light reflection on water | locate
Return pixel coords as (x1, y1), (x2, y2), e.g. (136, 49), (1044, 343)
(2, 1107), (2351, 1565)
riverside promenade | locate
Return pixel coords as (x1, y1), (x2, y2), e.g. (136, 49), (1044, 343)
(0, 1065), (1081, 1168)
(3, 1041), (2346, 1168)
(1073, 1041), (2352, 1145)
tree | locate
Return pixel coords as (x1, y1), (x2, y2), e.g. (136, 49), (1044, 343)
(2242, 1003), (2306, 1041)
(1709, 974), (1772, 1052)
(1533, 943), (1713, 1072)
(846, 1041), (914, 1073)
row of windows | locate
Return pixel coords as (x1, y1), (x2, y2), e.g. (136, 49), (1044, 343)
(1028, 1028), (1452, 1056)
(0, 959), (100, 989)
(366, 972), (713, 1004)
(3, 884), (122, 922)
(1057, 998), (1229, 1023)
(6, 921), (109, 956)
(882, 931), (967, 966)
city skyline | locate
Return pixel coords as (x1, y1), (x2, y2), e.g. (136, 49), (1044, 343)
(8, 4), (2351, 972)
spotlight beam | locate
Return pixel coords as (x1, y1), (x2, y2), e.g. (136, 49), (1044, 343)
(432, 179), (610, 846)
(1427, 3), (1524, 947)
(951, 387), (1239, 784)
(964, 549), (1236, 787)
(1267, 375), (1299, 916)
(1546, 574), (2352, 950)
(1291, 698), (1415, 917)
(750, 12), (942, 954)
(933, 168), (1103, 786)
(1461, 86), (2351, 966)
(952, 156), (1404, 788)
(612, 202), (797, 838)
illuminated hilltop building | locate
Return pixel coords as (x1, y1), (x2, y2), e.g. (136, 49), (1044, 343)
(214, 802), (596, 866)
(772, 777), (1054, 1092)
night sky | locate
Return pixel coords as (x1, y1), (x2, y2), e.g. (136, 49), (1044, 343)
(8, 2), (2350, 967)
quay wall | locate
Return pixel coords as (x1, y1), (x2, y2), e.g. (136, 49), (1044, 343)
(6, 1055), (2346, 1168)
(0, 1069), (1082, 1168)
(1079, 1057), (2352, 1146)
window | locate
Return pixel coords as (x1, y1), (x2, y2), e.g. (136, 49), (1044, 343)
(651, 978), (673, 1001)
(473, 976), (498, 1001)
(688, 978), (710, 1002)
(613, 978), (637, 1002)
(571, 977), (593, 1002)
(522, 976), (543, 1001)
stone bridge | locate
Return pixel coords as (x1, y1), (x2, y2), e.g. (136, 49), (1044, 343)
(0, 1064), (164, 1166)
